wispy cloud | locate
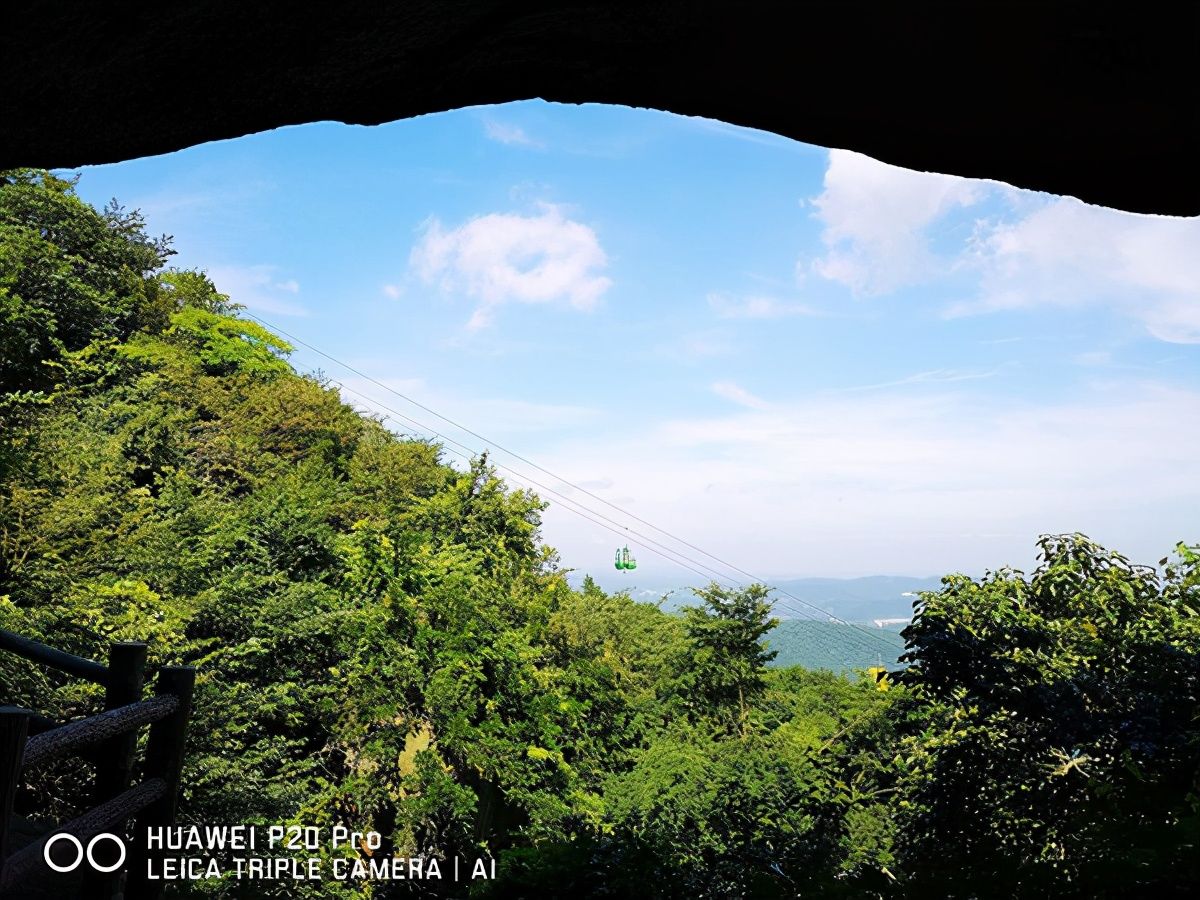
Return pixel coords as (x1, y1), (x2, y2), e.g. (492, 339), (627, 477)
(409, 203), (612, 330)
(576, 477), (614, 490)
(125, 178), (275, 231)
(682, 116), (809, 152)
(707, 292), (819, 319)
(334, 375), (601, 446)
(1073, 351), (1112, 367)
(483, 118), (543, 149)
(536, 380), (1200, 577)
(948, 197), (1200, 344)
(837, 368), (1001, 393)
(655, 329), (737, 362)
(206, 264), (308, 317)
(712, 381), (771, 410)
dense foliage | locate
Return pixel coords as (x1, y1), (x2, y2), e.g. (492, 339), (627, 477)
(2, 170), (1197, 898)
(892, 536), (1200, 897)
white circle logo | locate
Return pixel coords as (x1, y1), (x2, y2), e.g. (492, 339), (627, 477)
(43, 832), (126, 873)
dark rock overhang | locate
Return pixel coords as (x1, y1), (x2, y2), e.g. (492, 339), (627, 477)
(2, 1), (1196, 215)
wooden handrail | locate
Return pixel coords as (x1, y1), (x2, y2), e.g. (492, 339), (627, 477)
(21, 711), (59, 738)
(0, 628), (110, 686)
(1, 629), (195, 900)
(0, 778), (166, 892)
(84, 639), (147, 897)
(21, 695), (179, 772)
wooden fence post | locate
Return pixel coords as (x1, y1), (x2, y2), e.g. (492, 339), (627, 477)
(124, 666), (195, 900)
(0, 707), (30, 868)
(81, 642), (146, 899)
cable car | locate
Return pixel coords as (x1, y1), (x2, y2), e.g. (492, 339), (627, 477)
(614, 546), (637, 571)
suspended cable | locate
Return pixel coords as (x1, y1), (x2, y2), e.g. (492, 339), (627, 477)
(248, 314), (904, 658)
(299, 362), (902, 661)
(328, 381), (796, 607)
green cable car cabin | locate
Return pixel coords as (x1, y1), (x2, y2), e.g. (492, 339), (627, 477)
(614, 546), (637, 571)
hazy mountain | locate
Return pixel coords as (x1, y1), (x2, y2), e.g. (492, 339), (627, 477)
(572, 572), (946, 624)
(762, 575), (946, 622)
(572, 572), (941, 673)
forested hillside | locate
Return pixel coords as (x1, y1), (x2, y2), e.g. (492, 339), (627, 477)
(2, 170), (1198, 898)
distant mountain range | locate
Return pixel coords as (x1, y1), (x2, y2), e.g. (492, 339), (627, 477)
(572, 573), (946, 624)
(568, 571), (936, 674)
(756, 575), (946, 622)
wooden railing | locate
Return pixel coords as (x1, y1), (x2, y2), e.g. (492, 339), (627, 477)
(0, 628), (194, 899)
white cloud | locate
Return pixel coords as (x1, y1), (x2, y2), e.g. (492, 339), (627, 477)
(808, 150), (982, 294)
(382, 284), (403, 300)
(206, 264), (308, 317)
(409, 204), (612, 329)
(534, 380), (1200, 578)
(712, 381), (770, 410)
(807, 149), (1200, 344)
(483, 118), (542, 148)
(953, 197), (1200, 344)
(707, 292), (818, 319)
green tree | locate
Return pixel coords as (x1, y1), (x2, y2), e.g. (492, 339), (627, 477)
(893, 534), (1200, 898)
(683, 582), (779, 734)
(0, 169), (172, 400)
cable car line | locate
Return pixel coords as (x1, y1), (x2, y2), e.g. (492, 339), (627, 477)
(324, 379), (763, 595)
(252, 315), (904, 658)
(345, 404), (773, 601)
(366, 398), (886, 663)
(315, 367), (901, 660)
(327, 374), (887, 657)
(322, 375), (759, 589)
(323, 372), (902, 662)
(300, 358), (903, 660)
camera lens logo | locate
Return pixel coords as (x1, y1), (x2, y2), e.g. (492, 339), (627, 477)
(43, 832), (126, 873)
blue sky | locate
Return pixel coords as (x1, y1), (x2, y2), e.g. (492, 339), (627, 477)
(64, 101), (1200, 581)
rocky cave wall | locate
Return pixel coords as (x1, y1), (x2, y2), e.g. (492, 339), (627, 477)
(2, 1), (1197, 215)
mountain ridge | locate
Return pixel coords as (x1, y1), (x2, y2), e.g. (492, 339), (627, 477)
(571, 572), (947, 623)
